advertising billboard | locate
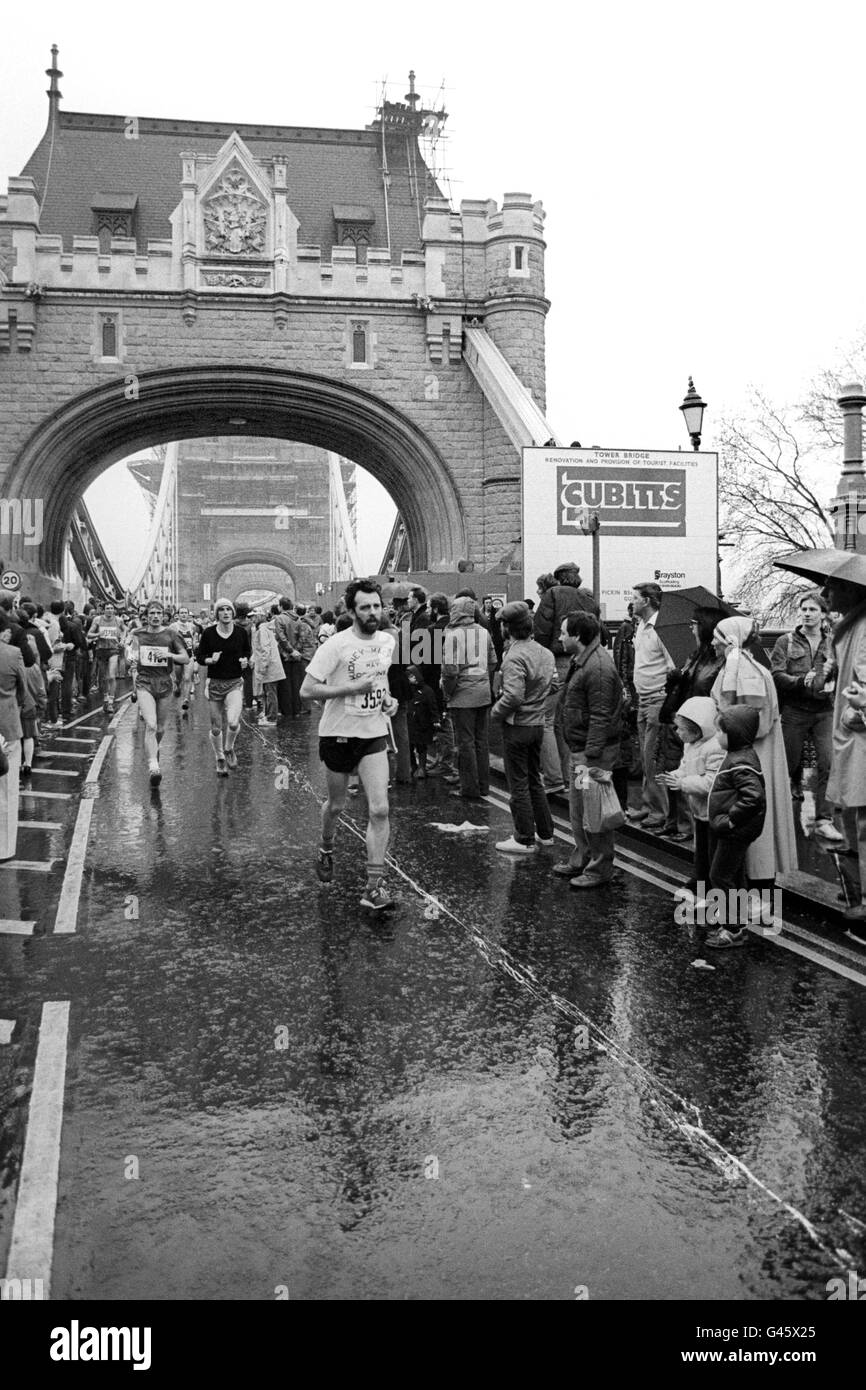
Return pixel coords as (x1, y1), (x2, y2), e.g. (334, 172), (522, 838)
(522, 447), (718, 620)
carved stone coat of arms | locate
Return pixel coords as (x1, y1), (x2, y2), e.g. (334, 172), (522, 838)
(202, 168), (267, 256)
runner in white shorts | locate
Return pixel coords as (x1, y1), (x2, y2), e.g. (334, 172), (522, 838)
(300, 578), (398, 911)
(195, 598), (252, 777)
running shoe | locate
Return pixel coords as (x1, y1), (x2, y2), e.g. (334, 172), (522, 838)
(496, 836), (535, 855)
(20, 764), (31, 779)
(360, 882), (396, 911)
(225, 748), (238, 769)
(316, 848), (334, 883)
(149, 764), (162, 787)
(704, 927), (749, 949)
(814, 818), (844, 841)
(216, 758), (229, 778)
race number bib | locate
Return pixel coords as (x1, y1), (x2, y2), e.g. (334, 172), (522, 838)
(346, 685), (387, 715)
(139, 644), (170, 668)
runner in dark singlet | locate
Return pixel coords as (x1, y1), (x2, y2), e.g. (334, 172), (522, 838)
(195, 598), (252, 776)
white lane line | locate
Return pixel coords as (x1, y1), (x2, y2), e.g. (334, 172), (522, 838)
(19, 790), (72, 801)
(485, 787), (866, 987)
(4, 999), (70, 1298)
(0, 1020), (14, 1044)
(35, 751), (91, 761)
(0, 861), (55, 874)
(84, 734), (114, 785)
(53, 728), (119, 936)
(29, 768), (79, 778)
(18, 820), (64, 831)
(747, 928), (866, 986)
(54, 737), (97, 746)
(73, 725), (103, 733)
(0, 920), (36, 935)
(52, 800), (95, 935)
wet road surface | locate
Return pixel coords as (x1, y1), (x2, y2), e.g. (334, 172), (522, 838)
(2, 696), (866, 1300)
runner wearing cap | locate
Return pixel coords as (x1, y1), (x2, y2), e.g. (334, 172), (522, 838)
(195, 597), (252, 776)
(300, 578), (399, 910)
(127, 600), (190, 786)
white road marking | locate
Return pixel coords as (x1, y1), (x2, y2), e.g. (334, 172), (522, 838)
(19, 790), (73, 800)
(53, 728), (120, 935)
(0, 1020), (14, 1044)
(84, 735), (114, 785)
(28, 768), (78, 778)
(52, 800), (95, 935)
(0, 920), (36, 935)
(4, 1000), (70, 1298)
(0, 861), (56, 874)
(18, 820), (64, 831)
(54, 737), (97, 746)
(35, 751), (91, 761)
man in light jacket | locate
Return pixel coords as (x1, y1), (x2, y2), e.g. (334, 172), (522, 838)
(441, 596), (496, 800)
(491, 602), (556, 853)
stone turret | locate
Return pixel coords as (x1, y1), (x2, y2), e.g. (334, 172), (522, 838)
(483, 193), (547, 410)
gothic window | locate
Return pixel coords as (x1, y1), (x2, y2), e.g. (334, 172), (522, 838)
(510, 243), (530, 278)
(352, 322), (368, 365)
(91, 194), (138, 251)
(340, 225), (370, 265)
(333, 204), (375, 266)
(94, 310), (122, 363)
(101, 315), (117, 358)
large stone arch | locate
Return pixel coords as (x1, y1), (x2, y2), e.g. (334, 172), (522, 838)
(212, 550), (298, 601)
(3, 365), (467, 593)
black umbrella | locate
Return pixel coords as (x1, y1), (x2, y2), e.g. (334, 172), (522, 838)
(774, 547), (866, 588)
(654, 585), (740, 669)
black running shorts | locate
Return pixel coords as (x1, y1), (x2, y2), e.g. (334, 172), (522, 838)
(319, 735), (388, 775)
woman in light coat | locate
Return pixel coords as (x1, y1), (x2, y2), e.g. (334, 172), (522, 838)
(252, 614), (288, 724)
(0, 625), (27, 860)
(710, 616), (796, 887)
(823, 577), (866, 922)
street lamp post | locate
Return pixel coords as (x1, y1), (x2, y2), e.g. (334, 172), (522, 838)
(578, 507), (601, 607)
(679, 377), (707, 451)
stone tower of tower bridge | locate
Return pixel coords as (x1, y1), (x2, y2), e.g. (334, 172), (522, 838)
(0, 54), (557, 600)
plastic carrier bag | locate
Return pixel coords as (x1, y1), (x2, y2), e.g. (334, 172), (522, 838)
(577, 767), (626, 833)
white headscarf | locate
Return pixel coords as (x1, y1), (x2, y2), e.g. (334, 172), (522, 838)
(715, 616), (766, 699)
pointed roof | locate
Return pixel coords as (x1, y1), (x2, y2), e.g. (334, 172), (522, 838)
(21, 107), (442, 255)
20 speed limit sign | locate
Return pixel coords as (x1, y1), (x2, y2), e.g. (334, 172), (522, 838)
(0, 571), (21, 591)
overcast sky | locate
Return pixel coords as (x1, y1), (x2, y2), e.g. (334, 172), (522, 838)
(3, 1), (865, 585)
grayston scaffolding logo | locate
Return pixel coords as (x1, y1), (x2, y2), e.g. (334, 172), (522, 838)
(0, 497), (43, 545)
(50, 1321), (152, 1371)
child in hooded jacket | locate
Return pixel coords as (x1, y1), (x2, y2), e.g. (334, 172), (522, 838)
(657, 696), (725, 895)
(701, 705), (767, 947)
